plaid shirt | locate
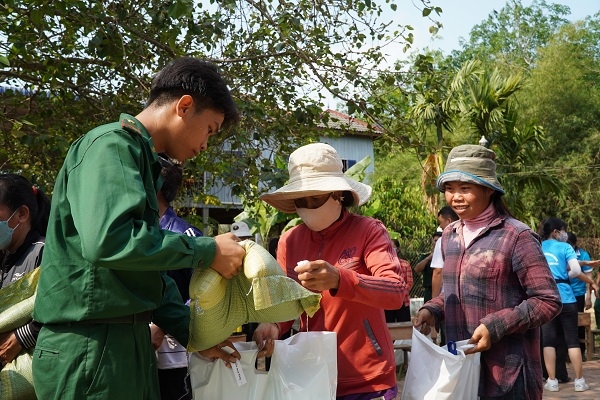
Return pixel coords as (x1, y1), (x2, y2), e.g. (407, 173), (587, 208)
(424, 214), (561, 399)
(399, 258), (413, 307)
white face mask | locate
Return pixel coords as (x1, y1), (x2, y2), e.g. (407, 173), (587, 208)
(556, 230), (568, 242)
(296, 196), (342, 232)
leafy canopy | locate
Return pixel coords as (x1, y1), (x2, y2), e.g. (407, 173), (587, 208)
(0, 0), (437, 196)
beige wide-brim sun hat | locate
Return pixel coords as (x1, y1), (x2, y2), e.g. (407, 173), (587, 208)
(260, 143), (372, 214)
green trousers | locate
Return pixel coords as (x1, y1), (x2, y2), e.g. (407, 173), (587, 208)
(32, 323), (160, 400)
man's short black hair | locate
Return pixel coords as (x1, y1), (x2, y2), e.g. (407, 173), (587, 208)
(438, 205), (458, 221)
(147, 57), (240, 130)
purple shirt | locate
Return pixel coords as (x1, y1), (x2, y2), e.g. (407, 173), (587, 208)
(159, 207), (202, 300)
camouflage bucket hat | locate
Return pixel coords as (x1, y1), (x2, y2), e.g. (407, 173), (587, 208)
(436, 144), (505, 195)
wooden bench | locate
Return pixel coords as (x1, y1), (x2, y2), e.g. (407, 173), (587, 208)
(387, 322), (413, 376)
(227, 333), (247, 343)
(387, 321), (413, 341)
(592, 328), (600, 351)
(578, 312), (593, 361)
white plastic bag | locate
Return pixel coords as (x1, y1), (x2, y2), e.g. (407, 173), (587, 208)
(190, 331), (337, 400)
(402, 328), (480, 400)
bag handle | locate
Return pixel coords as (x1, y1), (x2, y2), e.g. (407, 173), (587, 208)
(447, 341), (457, 355)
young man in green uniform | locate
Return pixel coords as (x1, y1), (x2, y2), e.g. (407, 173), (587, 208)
(32, 58), (246, 399)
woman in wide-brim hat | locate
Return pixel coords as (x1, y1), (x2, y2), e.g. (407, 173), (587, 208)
(414, 144), (562, 400)
(254, 142), (411, 400)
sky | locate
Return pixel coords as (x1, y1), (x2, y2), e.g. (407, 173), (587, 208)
(393, 0), (599, 56)
(323, 0), (599, 108)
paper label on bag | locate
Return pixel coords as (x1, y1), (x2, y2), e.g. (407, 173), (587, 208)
(231, 360), (247, 386)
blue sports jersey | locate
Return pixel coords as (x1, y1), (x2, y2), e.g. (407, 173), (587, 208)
(570, 248), (592, 296)
(542, 239), (577, 304)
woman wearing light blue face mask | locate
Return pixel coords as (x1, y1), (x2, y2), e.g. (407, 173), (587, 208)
(539, 217), (600, 393)
(0, 174), (50, 370)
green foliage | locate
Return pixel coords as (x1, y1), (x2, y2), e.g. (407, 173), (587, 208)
(363, 176), (435, 270)
(452, 0), (570, 70)
(344, 155), (371, 182)
(366, 176), (435, 239)
(522, 20), (600, 154)
(371, 150), (421, 186)
(518, 16), (600, 235)
(0, 0), (430, 197)
(457, 65), (523, 138)
(367, 4), (600, 248)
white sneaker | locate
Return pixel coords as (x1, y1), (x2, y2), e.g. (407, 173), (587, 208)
(544, 378), (559, 392)
(574, 378), (589, 392)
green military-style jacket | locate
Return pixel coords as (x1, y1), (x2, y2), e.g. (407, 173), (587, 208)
(33, 114), (215, 346)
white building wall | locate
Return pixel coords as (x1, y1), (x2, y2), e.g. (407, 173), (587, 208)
(320, 135), (375, 177)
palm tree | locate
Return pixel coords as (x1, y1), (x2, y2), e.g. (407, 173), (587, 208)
(409, 58), (481, 214)
(456, 63), (562, 222)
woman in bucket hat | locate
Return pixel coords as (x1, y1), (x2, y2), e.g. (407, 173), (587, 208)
(414, 144), (561, 400)
(254, 142), (410, 400)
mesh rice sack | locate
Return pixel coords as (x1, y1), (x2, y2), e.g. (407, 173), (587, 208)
(0, 351), (34, 400)
(0, 268), (39, 400)
(0, 268), (39, 333)
(188, 240), (321, 352)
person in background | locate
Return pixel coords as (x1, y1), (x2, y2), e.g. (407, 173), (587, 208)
(413, 231), (442, 303)
(0, 174), (50, 369)
(254, 143), (409, 400)
(414, 144), (561, 400)
(542, 231), (596, 384)
(539, 218), (598, 393)
(430, 206), (458, 299)
(430, 205), (458, 346)
(567, 232), (595, 359)
(595, 272), (600, 330)
(32, 57), (246, 400)
(150, 155), (203, 400)
(540, 231), (590, 384)
(385, 238), (413, 323)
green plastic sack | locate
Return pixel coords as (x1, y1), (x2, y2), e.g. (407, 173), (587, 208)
(0, 351), (35, 400)
(0, 268), (39, 334)
(188, 240), (321, 352)
(0, 268), (40, 400)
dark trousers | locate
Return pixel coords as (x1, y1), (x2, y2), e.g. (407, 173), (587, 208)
(575, 294), (587, 358)
(438, 322), (447, 346)
(423, 286), (433, 304)
(158, 368), (192, 400)
(541, 328), (569, 382)
(385, 305), (411, 323)
(595, 297), (600, 329)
